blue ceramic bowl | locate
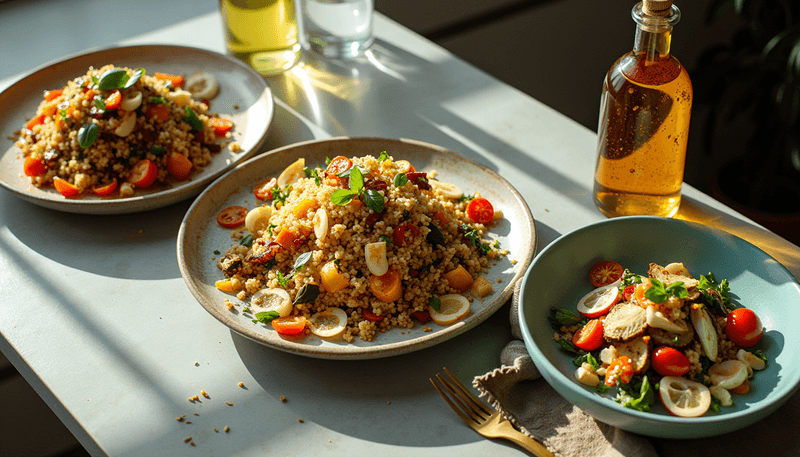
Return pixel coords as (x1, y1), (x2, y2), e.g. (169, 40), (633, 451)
(519, 216), (800, 438)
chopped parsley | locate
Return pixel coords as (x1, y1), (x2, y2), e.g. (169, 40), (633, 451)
(644, 278), (688, 303)
(184, 106), (204, 131)
(239, 234), (254, 247)
(458, 194), (476, 202)
(615, 376), (655, 412)
(377, 151), (389, 162)
(460, 223), (492, 255)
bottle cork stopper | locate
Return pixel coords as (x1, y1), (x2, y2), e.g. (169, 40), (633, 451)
(642, 0), (673, 16)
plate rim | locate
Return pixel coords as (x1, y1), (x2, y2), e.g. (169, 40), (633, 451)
(517, 215), (800, 438)
(177, 136), (538, 359)
(0, 43), (274, 215)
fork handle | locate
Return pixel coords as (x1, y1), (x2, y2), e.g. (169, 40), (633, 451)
(496, 428), (554, 457)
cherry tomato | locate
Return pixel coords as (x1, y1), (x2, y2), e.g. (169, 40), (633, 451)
(393, 224), (420, 246)
(23, 156), (46, 177)
(253, 177), (278, 200)
(53, 177), (80, 197)
(651, 346), (691, 377)
(127, 159), (158, 188)
(572, 318), (604, 351)
(271, 316), (306, 335)
(466, 197), (494, 225)
(605, 356), (634, 386)
(326, 155), (352, 177)
(411, 310), (431, 324)
(622, 285), (636, 302)
(105, 89), (122, 110)
(216, 206), (247, 228)
(92, 179), (118, 196)
(726, 308), (763, 347)
(362, 308), (384, 322)
(166, 153), (193, 180)
(207, 117), (234, 137)
(589, 260), (623, 287)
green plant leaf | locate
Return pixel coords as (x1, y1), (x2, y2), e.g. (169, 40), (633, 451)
(331, 188), (356, 205)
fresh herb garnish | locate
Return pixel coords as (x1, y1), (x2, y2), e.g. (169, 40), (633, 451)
(378, 151), (389, 162)
(97, 68), (130, 90)
(616, 376), (655, 412)
(618, 269), (643, 291)
(573, 353), (601, 370)
(379, 235), (391, 244)
(429, 296), (441, 312)
(754, 350), (768, 364)
(271, 185), (291, 206)
(393, 173), (408, 187)
(266, 223), (277, 238)
(293, 251), (312, 271)
(275, 270), (289, 287)
(458, 194), (476, 202)
(595, 384), (609, 394)
(304, 167), (322, 186)
(213, 250), (221, 255)
(402, 210), (410, 221)
(547, 307), (587, 330)
(91, 76), (100, 86)
(709, 394), (722, 414)
(123, 67), (145, 89)
(93, 97), (106, 112)
(253, 311), (280, 324)
(149, 96), (165, 105)
(325, 156), (332, 166)
(184, 106), (204, 131)
(150, 145), (166, 155)
(59, 109), (68, 121)
(239, 234), (254, 247)
(644, 278), (688, 304)
(460, 223), (492, 255)
(330, 166), (385, 213)
(77, 123), (99, 148)
(557, 338), (580, 354)
(698, 272), (733, 310)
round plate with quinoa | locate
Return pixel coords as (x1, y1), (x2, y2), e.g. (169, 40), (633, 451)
(0, 45), (273, 214)
(178, 137), (537, 359)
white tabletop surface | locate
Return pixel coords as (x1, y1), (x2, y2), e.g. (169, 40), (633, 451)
(2, 1), (799, 456)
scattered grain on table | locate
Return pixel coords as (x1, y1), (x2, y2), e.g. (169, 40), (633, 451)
(280, 395), (287, 402)
(184, 437), (192, 443)
(298, 418), (304, 423)
(201, 390), (209, 398)
(238, 382), (245, 388)
(224, 426), (230, 433)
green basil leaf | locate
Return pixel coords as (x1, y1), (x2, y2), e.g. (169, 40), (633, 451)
(91, 75), (100, 86)
(293, 251), (313, 271)
(379, 235), (391, 244)
(239, 234), (254, 247)
(394, 173), (408, 187)
(349, 166), (364, 192)
(124, 67), (145, 89)
(254, 311), (280, 324)
(77, 123), (99, 148)
(644, 278), (669, 303)
(666, 281), (688, 299)
(93, 97), (106, 112)
(429, 296), (441, 312)
(363, 189), (384, 213)
(378, 151), (389, 162)
(184, 106), (204, 131)
(97, 68), (130, 90)
(331, 189), (356, 205)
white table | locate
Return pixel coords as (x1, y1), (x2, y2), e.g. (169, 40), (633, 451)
(2, 1), (799, 456)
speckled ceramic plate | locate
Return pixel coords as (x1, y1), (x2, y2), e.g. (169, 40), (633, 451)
(518, 216), (800, 438)
(178, 137), (537, 359)
(0, 44), (273, 214)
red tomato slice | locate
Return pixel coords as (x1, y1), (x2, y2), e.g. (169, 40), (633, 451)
(362, 308), (384, 322)
(411, 310), (431, 324)
(208, 117), (233, 137)
(326, 155), (352, 176)
(105, 90), (122, 110)
(53, 177), (80, 197)
(726, 308), (763, 347)
(466, 197), (494, 224)
(23, 156), (46, 177)
(576, 284), (620, 318)
(589, 260), (623, 287)
(622, 285), (636, 302)
(651, 347), (691, 377)
(572, 318), (604, 351)
(127, 159), (158, 188)
(271, 316), (306, 335)
(216, 206), (247, 228)
(253, 177), (278, 200)
(605, 355), (634, 386)
(92, 179), (118, 196)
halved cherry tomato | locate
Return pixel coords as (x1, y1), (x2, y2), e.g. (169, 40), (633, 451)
(23, 156), (46, 177)
(412, 310), (431, 324)
(166, 153), (193, 180)
(254, 177), (278, 200)
(53, 177), (80, 197)
(217, 206), (247, 228)
(208, 117), (233, 137)
(92, 179), (118, 196)
(622, 285), (636, 302)
(589, 260), (623, 287)
(369, 268), (403, 302)
(105, 90), (122, 110)
(154, 72), (184, 87)
(726, 308), (763, 348)
(393, 224), (420, 246)
(25, 114), (46, 130)
(605, 355), (634, 386)
(271, 315), (306, 335)
(572, 318), (604, 351)
(651, 346), (691, 377)
(326, 155), (352, 177)
(127, 159), (158, 188)
(147, 104), (170, 122)
(466, 197), (494, 224)
(362, 308), (384, 322)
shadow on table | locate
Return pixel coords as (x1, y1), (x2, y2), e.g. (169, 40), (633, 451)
(232, 300), (516, 448)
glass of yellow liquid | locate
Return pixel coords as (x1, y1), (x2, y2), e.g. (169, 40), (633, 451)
(220, 0), (301, 76)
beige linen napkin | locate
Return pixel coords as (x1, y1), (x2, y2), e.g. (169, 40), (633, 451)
(473, 284), (800, 457)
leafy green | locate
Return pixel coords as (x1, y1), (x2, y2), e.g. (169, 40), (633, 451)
(213, 250), (221, 255)
(709, 395), (722, 414)
(123, 67), (145, 89)
(272, 185), (291, 206)
(573, 353), (601, 370)
(458, 194), (476, 202)
(239, 234), (254, 247)
(97, 68), (130, 90)
(150, 145), (166, 155)
(379, 235), (391, 244)
(595, 384), (609, 394)
(77, 123), (99, 148)
(253, 311), (280, 324)
(331, 188), (356, 205)
(547, 307), (586, 330)
(618, 269), (643, 291)
(149, 96), (165, 104)
(293, 251), (312, 271)
(460, 223), (492, 255)
(699, 272), (733, 310)
(393, 173), (408, 187)
(93, 97), (106, 112)
(276, 270), (289, 287)
(557, 338), (580, 354)
(304, 167), (321, 186)
(184, 107), (204, 131)
(616, 376), (655, 412)
(363, 189), (384, 213)
(378, 151), (389, 162)
(429, 296), (441, 312)
(330, 166), (385, 213)
(644, 278), (688, 303)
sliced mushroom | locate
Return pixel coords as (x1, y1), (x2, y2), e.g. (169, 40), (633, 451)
(614, 336), (651, 374)
(602, 302), (648, 342)
(691, 305), (719, 362)
(649, 262), (699, 289)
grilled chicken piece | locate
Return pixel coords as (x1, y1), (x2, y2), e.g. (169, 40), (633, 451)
(603, 302), (647, 342)
(615, 336), (651, 374)
(649, 326), (694, 348)
(649, 263), (699, 290)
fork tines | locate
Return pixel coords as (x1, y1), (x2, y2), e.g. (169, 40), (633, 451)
(431, 367), (493, 425)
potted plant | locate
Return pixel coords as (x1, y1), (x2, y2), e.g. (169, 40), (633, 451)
(692, 0), (800, 244)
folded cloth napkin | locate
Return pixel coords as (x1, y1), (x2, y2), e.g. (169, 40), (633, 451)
(473, 284), (800, 457)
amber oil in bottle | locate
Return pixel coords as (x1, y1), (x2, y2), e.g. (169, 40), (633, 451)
(593, 0), (692, 217)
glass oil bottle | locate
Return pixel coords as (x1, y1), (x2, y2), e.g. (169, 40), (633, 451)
(593, 0), (692, 218)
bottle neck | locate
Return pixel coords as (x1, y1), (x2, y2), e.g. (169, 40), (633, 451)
(631, 2), (680, 62)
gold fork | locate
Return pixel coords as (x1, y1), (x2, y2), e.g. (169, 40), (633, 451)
(431, 368), (554, 457)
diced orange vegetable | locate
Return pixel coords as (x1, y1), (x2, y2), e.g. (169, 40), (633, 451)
(208, 117), (234, 137)
(166, 153), (193, 180)
(292, 199), (316, 219)
(369, 268), (403, 302)
(321, 260), (349, 293)
(41, 101), (59, 117)
(53, 177), (80, 197)
(105, 90), (122, 110)
(154, 72), (184, 87)
(729, 378), (750, 394)
(127, 159), (158, 188)
(25, 114), (46, 130)
(84, 89), (97, 102)
(147, 104), (170, 122)
(215, 279), (237, 292)
(274, 228), (299, 250)
(23, 156), (46, 177)
(92, 179), (118, 196)
(44, 89), (63, 101)
(443, 265), (474, 292)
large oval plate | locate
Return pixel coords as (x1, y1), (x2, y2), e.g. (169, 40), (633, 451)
(178, 137), (537, 359)
(0, 44), (273, 214)
(518, 216), (800, 438)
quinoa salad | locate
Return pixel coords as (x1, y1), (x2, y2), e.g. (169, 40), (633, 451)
(16, 65), (233, 198)
(550, 261), (767, 417)
(214, 152), (506, 343)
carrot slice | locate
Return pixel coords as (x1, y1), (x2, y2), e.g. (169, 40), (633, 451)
(369, 268), (402, 302)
